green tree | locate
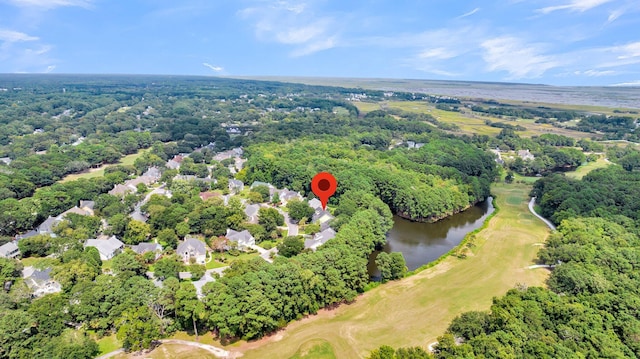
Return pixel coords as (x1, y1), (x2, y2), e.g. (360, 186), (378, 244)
(123, 220), (151, 245)
(286, 199), (314, 223)
(112, 250), (146, 278)
(375, 252), (407, 282)
(277, 236), (305, 257)
(176, 282), (205, 339)
(154, 255), (183, 280)
(258, 207), (284, 233)
(116, 306), (161, 352)
(156, 228), (178, 249)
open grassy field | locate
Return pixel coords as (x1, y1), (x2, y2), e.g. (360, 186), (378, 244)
(565, 156), (611, 180)
(59, 148), (148, 183)
(355, 101), (593, 139)
(229, 183), (550, 359)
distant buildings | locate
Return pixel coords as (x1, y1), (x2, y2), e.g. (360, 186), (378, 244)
(518, 149), (535, 161)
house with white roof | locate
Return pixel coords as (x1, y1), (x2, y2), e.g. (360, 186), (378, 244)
(304, 228), (337, 251)
(225, 229), (255, 251)
(0, 242), (20, 259)
(84, 236), (125, 260)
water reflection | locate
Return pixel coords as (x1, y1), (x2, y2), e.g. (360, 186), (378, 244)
(368, 198), (494, 278)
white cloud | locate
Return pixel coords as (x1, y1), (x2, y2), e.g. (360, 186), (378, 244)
(239, 0), (338, 56)
(574, 69), (617, 76)
(6, 0), (92, 9)
(202, 63), (223, 72)
(0, 29), (38, 42)
(538, 0), (614, 14)
(606, 8), (625, 23)
(44, 65), (55, 73)
(481, 36), (559, 78)
(417, 47), (458, 60)
(457, 7), (480, 19)
(610, 80), (640, 86)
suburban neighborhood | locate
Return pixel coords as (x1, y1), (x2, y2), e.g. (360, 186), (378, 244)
(1, 145), (336, 296)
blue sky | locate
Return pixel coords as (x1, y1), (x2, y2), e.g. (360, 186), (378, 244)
(0, 0), (639, 86)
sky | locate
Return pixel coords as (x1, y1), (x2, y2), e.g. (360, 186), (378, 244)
(0, 0), (639, 86)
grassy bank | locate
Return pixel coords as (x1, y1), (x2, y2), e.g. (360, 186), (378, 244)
(234, 182), (550, 359)
(59, 148), (148, 183)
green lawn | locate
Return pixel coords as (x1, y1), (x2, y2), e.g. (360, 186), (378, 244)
(59, 148), (148, 183)
(20, 256), (58, 269)
(289, 340), (337, 359)
(233, 183), (550, 359)
(565, 156), (611, 180)
(95, 333), (120, 356)
(205, 258), (228, 269)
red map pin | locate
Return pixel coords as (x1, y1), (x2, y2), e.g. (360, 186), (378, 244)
(311, 172), (337, 211)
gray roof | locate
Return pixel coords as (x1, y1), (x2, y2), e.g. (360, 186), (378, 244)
(84, 236), (124, 256)
(79, 200), (95, 210)
(176, 237), (207, 256)
(143, 167), (161, 179)
(251, 181), (273, 189)
(38, 216), (59, 233)
(16, 230), (38, 241)
(25, 267), (52, 285)
(0, 242), (19, 257)
(279, 190), (301, 201)
(129, 211), (148, 223)
(229, 179), (244, 188)
(305, 228), (337, 250)
(245, 204), (260, 217)
(225, 229), (254, 243)
(308, 198), (322, 210)
(131, 242), (163, 255)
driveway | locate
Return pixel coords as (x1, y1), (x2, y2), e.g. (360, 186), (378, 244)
(191, 266), (229, 298)
(278, 209), (298, 236)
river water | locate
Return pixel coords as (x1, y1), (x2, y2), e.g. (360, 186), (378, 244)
(368, 198), (494, 279)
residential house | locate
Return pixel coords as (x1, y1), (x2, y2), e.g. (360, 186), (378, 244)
(308, 198), (323, 212)
(225, 229), (255, 250)
(22, 267), (61, 298)
(199, 191), (221, 201)
(37, 216), (61, 237)
(15, 230), (38, 241)
(312, 210), (335, 231)
(129, 211), (148, 223)
(251, 181), (274, 191)
(79, 200), (95, 212)
(518, 149), (535, 161)
(244, 204), (260, 224)
(277, 189), (302, 206)
(60, 205), (93, 218)
(0, 242), (20, 259)
(228, 179), (244, 194)
(109, 184), (137, 196)
(304, 228), (337, 251)
(176, 237), (207, 264)
(0, 157), (11, 165)
(407, 141), (425, 149)
(84, 236), (125, 260)
(143, 167), (161, 180)
(130, 242), (163, 261)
